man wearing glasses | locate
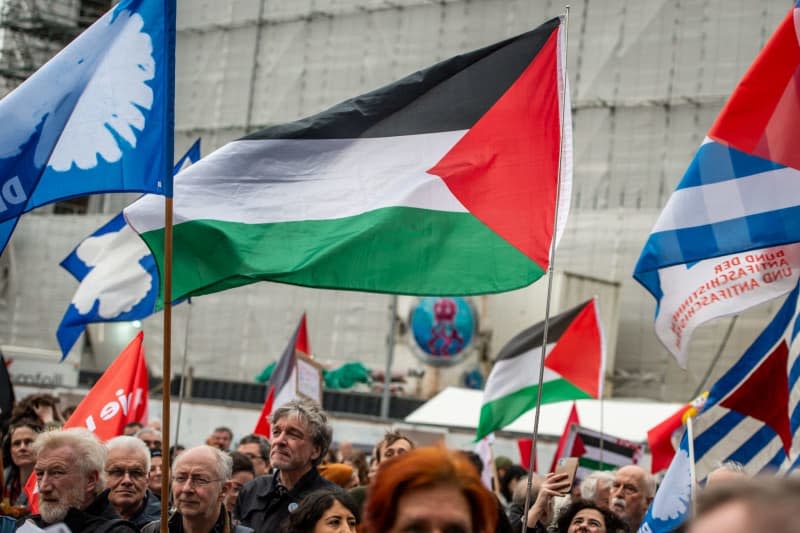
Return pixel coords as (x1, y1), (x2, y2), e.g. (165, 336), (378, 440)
(236, 434), (271, 476)
(105, 436), (161, 528)
(141, 445), (253, 533)
(135, 428), (162, 452)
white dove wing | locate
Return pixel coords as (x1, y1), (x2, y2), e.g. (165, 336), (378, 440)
(48, 10), (155, 172)
(72, 224), (152, 317)
(652, 448), (693, 521)
(0, 9), (117, 161)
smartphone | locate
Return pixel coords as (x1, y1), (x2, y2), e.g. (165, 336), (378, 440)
(554, 457), (579, 495)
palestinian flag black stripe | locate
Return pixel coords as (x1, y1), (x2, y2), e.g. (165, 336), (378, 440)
(246, 19), (561, 140)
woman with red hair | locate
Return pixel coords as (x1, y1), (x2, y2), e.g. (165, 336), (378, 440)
(363, 446), (498, 533)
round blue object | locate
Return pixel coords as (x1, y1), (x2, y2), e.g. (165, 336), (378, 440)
(409, 297), (476, 367)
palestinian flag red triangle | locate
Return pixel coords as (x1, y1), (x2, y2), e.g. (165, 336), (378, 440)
(544, 299), (604, 398)
(429, 30), (561, 267)
(720, 339), (792, 453)
(708, 3), (800, 171)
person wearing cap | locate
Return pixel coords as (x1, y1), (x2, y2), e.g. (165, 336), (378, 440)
(319, 463), (356, 489)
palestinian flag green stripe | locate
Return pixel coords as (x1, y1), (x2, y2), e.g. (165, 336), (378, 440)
(477, 378), (591, 440)
(578, 456), (622, 472)
(143, 206), (544, 302)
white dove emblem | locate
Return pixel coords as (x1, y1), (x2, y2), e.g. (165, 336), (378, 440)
(0, 7), (154, 171)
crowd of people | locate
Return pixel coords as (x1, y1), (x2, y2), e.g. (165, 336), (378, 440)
(2, 393), (800, 532)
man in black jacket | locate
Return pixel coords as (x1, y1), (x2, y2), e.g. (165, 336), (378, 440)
(234, 398), (334, 530)
(17, 428), (136, 532)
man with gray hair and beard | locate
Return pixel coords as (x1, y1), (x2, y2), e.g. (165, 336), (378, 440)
(18, 428), (137, 532)
(609, 464), (656, 530)
(234, 398), (335, 531)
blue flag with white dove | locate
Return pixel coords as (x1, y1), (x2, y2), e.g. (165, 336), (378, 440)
(56, 140), (200, 359)
(0, 0), (175, 251)
(638, 434), (693, 533)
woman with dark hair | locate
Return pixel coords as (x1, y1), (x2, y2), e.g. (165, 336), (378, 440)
(281, 488), (359, 533)
(2, 418), (43, 509)
(554, 499), (629, 533)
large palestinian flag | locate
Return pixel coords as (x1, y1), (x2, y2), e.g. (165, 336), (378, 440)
(125, 17), (571, 301)
(476, 298), (605, 440)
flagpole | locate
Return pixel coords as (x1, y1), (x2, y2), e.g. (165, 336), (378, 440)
(380, 294), (398, 419)
(174, 300), (193, 445)
(160, 2), (177, 531)
(159, 196), (174, 532)
(521, 7), (570, 532)
(686, 416), (697, 513)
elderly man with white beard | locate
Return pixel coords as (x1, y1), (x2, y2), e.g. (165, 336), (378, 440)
(17, 428), (137, 532)
(609, 464), (656, 530)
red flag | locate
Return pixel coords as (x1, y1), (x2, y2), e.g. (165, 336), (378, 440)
(516, 438), (537, 471)
(254, 314), (310, 437)
(708, 2), (800, 171)
(24, 332), (148, 513)
(720, 340), (792, 453)
(549, 402), (582, 472)
(64, 331), (149, 438)
(647, 392), (708, 473)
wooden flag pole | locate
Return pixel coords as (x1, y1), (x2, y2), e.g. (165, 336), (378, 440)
(521, 7), (570, 533)
(160, 196), (174, 533)
(160, 2), (176, 529)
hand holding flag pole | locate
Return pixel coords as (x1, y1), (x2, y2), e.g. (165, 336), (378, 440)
(521, 7), (572, 533)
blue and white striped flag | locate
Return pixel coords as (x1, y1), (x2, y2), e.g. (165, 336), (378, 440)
(634, 139), (800, 367)
(640, 280), (800, 532)
(56, 140), (200, 359)
(0, 0), (176, 252)
(691, 279), (800, 478)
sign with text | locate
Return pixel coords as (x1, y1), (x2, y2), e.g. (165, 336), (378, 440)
(655, 243), (800, 365)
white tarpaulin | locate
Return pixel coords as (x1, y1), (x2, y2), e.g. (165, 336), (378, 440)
(405, 386), (683, 443)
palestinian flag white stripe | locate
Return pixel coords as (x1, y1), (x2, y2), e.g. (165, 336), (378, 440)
(129, 132), (468, 232)
(481, 343), (557, 403)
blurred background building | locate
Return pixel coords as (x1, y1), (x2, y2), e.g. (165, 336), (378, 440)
(0, 0), (790, 408)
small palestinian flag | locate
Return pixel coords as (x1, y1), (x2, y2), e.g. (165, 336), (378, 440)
(476, 298), (605, 440)
(254, 314), (310, 438)
(125, 16), (571, 301)
(565, 424), (642, 479)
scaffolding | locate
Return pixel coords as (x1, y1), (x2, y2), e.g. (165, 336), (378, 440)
(0, 0), (109, 95)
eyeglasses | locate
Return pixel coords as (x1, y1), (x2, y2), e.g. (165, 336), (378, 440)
(172, 475), (222, 487)
(106, 467), (147, 481)
(141, 439), (161, 448)
(242, 453), (266, 463)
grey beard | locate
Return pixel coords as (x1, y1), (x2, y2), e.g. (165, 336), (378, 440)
(39, 500), (72, 524)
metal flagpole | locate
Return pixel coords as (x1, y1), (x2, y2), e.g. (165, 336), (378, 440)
(174, 300), (193, 445)
(687, 416), (697, 513)
(521, 7), (570, 533)
(380, 294), (398, 419)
